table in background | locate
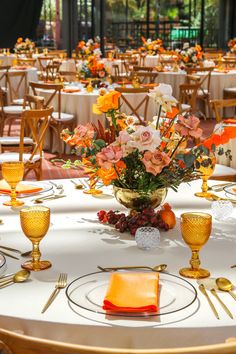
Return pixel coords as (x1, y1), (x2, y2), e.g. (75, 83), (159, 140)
(0, 179), (236, 349)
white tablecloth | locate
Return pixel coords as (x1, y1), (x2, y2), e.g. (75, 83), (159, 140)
(0, 54), (16, 66)
(0, 179), (236, 349)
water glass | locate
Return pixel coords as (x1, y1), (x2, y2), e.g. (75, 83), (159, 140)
(135, 227), (160, 250)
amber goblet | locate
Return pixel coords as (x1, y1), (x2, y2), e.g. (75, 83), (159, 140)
(83, 177), (103, 196)
(194, 153), (216, 198)
(2, 161), (24, 207)
(179, 212), (212, 279)
(20, 206), (51, 271)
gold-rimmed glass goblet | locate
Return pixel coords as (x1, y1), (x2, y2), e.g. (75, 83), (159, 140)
(20, 206), (51, 271)
(2, 161), (24, 207)
(179, 212), (212, 279)
(194, 153), (216, 198)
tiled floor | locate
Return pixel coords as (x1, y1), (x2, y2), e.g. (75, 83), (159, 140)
(3, 118), (217, 180)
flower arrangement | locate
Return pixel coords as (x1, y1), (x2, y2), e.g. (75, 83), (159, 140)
(77, 56), (108, 79)
(176, 43), (204, 66)
(228, 38), (236, 53)
(139, 37), (164, 55)
(14, 37), (35, 54)
(76, 37), (101, 59)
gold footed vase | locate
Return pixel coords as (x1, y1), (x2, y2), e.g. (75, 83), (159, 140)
(113, 186), (167, 211)
(194, 153), (216, 198)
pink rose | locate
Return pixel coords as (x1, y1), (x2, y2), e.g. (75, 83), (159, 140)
(129, 126), (161, 152)
(141, 150), (171, 176)
(175, 115), (203, 139)
(96, 145), (123, 169)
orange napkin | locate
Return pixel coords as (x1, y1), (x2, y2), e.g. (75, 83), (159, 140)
(0, 180), (43, 194)
(117, 81), (132, 85)
(63, 88), (81, 93)
(141, 83), (158, 88)
(103, 272), (159, 313)
(223, 118), (236, 124)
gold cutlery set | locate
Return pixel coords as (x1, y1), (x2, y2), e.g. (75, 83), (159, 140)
(199, 277), (236, 319)
(0, 245), (31, 260)
(206, 182), (236, 203)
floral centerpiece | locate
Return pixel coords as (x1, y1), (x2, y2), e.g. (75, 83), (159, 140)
(77, 56), (108, 79)
(139, 37), (164, 55)
(176, 43), (204, 66)
(228, 38), (236, 54)
(14, 37), (35, 54)
(76, 37), (101, 59)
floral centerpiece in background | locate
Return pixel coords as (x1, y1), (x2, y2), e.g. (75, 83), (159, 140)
(228, 38), (236, 54)
(77, 56), (108, 79)
(76, 37), (101, 59)
(176, 43), (204, 66)
(14, 37), (35, 54)
(139, 37), (164, 55)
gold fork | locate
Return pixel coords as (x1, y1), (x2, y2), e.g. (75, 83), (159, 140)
(41, 273), (67, 314)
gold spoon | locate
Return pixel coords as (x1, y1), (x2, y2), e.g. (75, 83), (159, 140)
(206, 193), (236, 204)
(0, 269), (30, 288)
(70, 180), (84, 189)
(216, 277), (236, 301)
(97, 264), (167, 272)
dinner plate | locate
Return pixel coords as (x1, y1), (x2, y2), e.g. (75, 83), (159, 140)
(66, 271), (197, 318)
(0, 181), (53, 198)
(223, 184), (236, 200)
(0, 254), (7, 276)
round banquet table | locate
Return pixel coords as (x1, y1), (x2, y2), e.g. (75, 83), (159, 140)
(0, 179), (236, 349)
(157, 70), (236, 100)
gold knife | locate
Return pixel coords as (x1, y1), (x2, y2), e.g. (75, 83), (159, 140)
(0, 250), (19, 260)
(210, 288), (233, 319)
(199, 284), (219, 320)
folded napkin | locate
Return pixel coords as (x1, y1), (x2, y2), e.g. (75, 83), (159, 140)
(63, 87), (81, 93)
(141, 83), (158, 88)
(223, 118), (236, 124)
(0, 180), (43, 194)
(103, 272), (159, 312)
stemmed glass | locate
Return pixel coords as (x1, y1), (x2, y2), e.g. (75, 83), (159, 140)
(83, 176), (103, 195)
(20, 206), (51, 271)
(2, 161), (24, 207)
(179, 212), (212, 279)
(194, 153), (216, 198)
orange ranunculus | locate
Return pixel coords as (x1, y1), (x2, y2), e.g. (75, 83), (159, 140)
(166, 107), (179, 119)
(78, 41), (85, 49)
(97, 161), (126, 185)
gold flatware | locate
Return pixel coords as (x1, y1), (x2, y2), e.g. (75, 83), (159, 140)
(0, 272), (14, 280)
(0, 250), (19, 260)
(0, 246), (31, 258)
(70, 180), (83, 189)
(0, 269), (30, 288)
(209, 183), (235, 192)
(206, 193), (236, 204)
(31, 193), (54, 202)
(216, 278), (236, 301)
(97, 264), (167, 272)
(210, 288), (233, 319)
(199, 284), (219, 320)
(33, 195), (66, 204)
(49, 181), (63, 190)
(41, 273), (67, 313)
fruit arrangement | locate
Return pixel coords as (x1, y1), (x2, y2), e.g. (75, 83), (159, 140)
(97, 204), (176, 236)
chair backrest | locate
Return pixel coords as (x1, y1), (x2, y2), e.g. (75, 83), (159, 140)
(185, 67), (214, 93)
(136, 72), (158, 84)
(0, 66), (11, 91)
(37, 56), (54, 72)
(112, 64), (120, 76)
(211, 98), (236, 122)
(115, 87), (150, 123)
(19, 106), (53, 162)
(16, 58), (37, 67)
(45, 62), (61, 81)
(23, 94), (45, 110)
(6, 71), (27, 103)
(30, 81), (63, 118)
(179, 83), (200, 113)
(1, 328), (236, 354)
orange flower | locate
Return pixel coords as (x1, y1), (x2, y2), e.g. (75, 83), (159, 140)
(97, 161), (126, 185)
(17, 37), (23, 43)
(93, 91), (121, 114)
(166, 107), (179, 119)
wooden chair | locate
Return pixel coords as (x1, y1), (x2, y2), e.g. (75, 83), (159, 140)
(133, 66), (153, 72)
(0, 106), (53, 180)
(45, 62), (61, 82)
(37, 56), (54, 79)
(1, 327), (236, 354)
(0, 94), (45, 153)
(211, 98), (236, 123)
(16, 58), (37, 67)
(138, 53), (147, 66)
(115, 87), (150, 123)
(135, 72), (158, 84)
(30, 81), (76, 156)
(185, 67), (214, 118)
(178, 83), (200, 114)
(0, 71), (28, 135)
(0, 65), (11, 93)
(223, 88), (236, 99)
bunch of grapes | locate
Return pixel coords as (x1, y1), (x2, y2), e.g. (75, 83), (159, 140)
(97, 208), (169, 236)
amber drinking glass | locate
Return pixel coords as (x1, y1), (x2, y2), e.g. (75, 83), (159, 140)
(179, 212), (212, 279)
(2, 161), (24, 207)
(20, 206), (51, 271)
(83, 177), (103, 195)
(194, 153), (216, 198)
